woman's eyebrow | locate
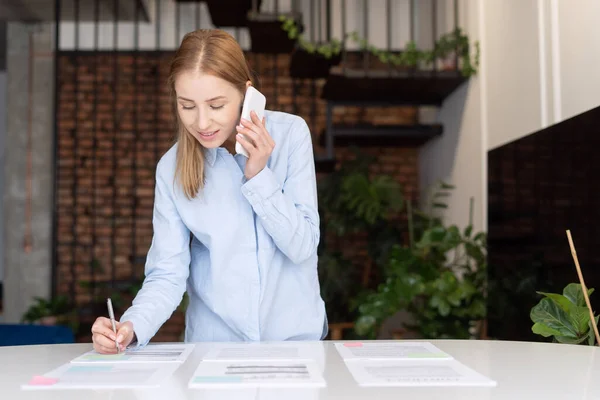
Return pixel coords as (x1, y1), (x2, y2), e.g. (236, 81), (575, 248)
(177, 96), (226, 102)
(205, 96), (226, 102)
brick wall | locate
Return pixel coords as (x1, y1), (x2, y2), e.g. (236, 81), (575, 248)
(56, 52), (419, 342)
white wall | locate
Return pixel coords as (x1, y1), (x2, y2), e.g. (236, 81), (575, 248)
(419, 0), (485, 233)
(484, 0), (600, 151)
(484, 0), (543, 150)
(556, 0), (600, 122)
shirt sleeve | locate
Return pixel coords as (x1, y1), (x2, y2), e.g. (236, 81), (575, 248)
(240, 116), (320, 264)
(120, 159), (191, 347)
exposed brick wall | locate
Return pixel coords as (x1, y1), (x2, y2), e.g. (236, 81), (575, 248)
(56, 51), (419, 342)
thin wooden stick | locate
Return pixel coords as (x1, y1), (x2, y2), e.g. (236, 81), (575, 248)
(566, 230), (600, 346)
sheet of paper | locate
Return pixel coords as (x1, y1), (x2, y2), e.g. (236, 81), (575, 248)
(21, 362), (181, 390)
(334, 341), (452, 361)
(189, 360), (326, 388)
(202, 343), (319, 361)
(70, 343), (195, 364)
(344, 359), (497, 387)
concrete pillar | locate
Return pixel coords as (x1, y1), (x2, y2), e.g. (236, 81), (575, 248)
(4, 22), (55, 323)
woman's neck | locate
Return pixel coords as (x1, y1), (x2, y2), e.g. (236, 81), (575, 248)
(222, 133), (237, 155)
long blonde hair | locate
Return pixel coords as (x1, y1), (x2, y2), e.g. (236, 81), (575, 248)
(168, 29), (258, 199)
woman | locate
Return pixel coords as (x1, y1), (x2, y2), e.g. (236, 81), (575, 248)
(91, 29), (327, 353)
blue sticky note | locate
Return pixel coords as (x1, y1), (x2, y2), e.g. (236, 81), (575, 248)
(193, 376), (243, 383)
(68, 365), (113, 372)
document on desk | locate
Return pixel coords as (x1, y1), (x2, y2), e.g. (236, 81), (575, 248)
(344, 359), (496, 387)
(188, 360), (326, 388)
(334, 341), (452, 360)
(21, 362), (181, 390)
(70, 343), (195, 363)
(201, 343), (319, 362)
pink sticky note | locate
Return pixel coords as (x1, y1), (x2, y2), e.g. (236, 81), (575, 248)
(28, 375), (59, 386)
(344, 342), (363, 347)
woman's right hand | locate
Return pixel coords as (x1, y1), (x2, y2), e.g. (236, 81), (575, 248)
(91, 317), (135, 354)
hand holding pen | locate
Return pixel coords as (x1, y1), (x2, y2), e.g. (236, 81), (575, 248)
(90, 300), (135, 355)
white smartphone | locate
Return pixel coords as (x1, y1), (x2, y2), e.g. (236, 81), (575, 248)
(236, 86), (266, 158)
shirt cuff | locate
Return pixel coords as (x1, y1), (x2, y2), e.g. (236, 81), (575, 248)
(241, 166), (281, 203)
(119, 314), (150, 349)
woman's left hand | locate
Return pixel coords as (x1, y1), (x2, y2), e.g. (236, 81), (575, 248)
(236, 111), (275, 180)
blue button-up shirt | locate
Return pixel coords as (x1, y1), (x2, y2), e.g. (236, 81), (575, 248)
(121, 110), (327, 344)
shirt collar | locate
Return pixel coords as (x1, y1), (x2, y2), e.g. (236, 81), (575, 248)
(204, 147), (217, 167)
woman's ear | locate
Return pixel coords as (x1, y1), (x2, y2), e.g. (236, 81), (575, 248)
(245, 80), (252, 89)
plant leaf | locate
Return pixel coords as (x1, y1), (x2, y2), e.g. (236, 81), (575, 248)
(555, 334), (590, 345)
(570, 305), (592, 334)
(531, 322), (563, 338)
(563, 283), (594, 307)
(530, 297), (578, 338)
(537, 292), (573, 313)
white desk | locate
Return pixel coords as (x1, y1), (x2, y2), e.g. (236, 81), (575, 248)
(1, 339), (599, 399)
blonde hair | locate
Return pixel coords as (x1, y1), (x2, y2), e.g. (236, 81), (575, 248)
(168, 29), (258, 199)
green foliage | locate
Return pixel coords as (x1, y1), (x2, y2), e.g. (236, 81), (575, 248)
(354, 182), (487, 339)
(21, 295), (79, 334)
(278, 15), (480, 77)
(317, 150), (405, 325)
(530, 283), (599, 345)
(318, 151), (404, 237)
(279, 15), (343, 58)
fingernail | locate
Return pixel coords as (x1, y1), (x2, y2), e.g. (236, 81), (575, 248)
(117, 334), (123, 342)
(110, 334), (116, 340)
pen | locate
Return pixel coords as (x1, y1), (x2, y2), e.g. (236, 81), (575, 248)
(106, 298), (119, 353)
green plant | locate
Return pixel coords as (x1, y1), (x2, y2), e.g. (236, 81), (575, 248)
(317, 149), (406, 325)
(21, 295), (79, 334)
(279, 15), (343, 58)
(278, 15), (480, 77)
(530, 283), (599, 345)
(354, 182), (487, 339)
(318, 150), (404, 237)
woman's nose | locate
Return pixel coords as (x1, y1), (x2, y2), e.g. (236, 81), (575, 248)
(194, 108), (211, 131)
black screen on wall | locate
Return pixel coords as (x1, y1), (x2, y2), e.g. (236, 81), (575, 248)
(487, 105), (600, 341)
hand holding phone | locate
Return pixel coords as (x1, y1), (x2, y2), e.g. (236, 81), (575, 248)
(236, 86), (266, 158)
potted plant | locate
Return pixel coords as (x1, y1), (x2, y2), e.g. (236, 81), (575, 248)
(21, 295), (79, 335)
(289, 43), (342, 79)
(530, 283), (599, 345)
(205, 0), (262, 28)
(354, 183), (488, 340)
(277, 15), (343, 78)
(247, 12), (302, 54)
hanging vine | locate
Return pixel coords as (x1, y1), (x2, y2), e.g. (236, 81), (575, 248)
(278, 16), (480, 77)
